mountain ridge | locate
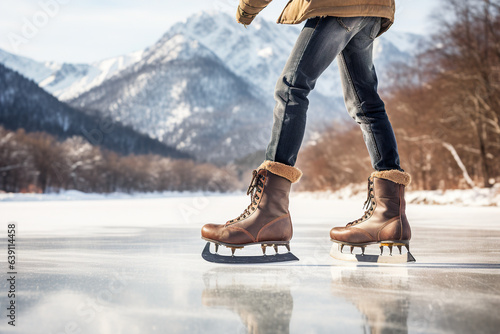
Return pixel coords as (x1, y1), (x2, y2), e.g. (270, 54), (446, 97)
(69, 33), (272, 163)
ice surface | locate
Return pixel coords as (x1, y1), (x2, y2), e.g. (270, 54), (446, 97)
(0, 194), (499, 333)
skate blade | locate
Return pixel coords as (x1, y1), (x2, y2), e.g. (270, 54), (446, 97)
(329, 243), (416, 264)
(201, 242), (299, 264)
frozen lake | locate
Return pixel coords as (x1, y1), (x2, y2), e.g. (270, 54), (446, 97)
(1, 193), (499, 333)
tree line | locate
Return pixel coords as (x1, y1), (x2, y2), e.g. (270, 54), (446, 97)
(0, 126), (239, 193)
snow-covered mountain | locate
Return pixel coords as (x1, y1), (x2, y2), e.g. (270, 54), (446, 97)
(0, 48), (143, 100)
(69, 34), (271, 162)
(0, 63), (189, 158)
(0, 49), (54, 83)
(0, 11), (422, 163)
(169, 12), (301, 98)
(41, 51), (144, 100)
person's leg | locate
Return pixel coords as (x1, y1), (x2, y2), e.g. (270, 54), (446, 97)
(330, 19), (412, 261)
(266, 16), (371, 166)
(337, 17), (402, 171)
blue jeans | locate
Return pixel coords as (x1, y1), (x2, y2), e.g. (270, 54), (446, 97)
(265, 16), (401, 171)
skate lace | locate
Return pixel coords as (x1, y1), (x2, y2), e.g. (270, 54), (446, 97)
(226, 170), (265, 225)
(347, 176), (376, 227)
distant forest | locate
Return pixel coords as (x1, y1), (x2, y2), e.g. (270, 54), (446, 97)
(298, 0), (500, 191)
(0, 126), (239, 193)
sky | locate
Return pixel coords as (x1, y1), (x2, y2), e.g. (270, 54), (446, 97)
(0, 0), (439, 64)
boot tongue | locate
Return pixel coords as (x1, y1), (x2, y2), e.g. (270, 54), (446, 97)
(227, 170), (266, 224)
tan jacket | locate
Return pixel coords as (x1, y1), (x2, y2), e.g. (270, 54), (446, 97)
(237, 0), (395, 36)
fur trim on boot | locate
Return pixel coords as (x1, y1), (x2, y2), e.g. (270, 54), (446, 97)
(372, 170), (411, 187)
(258, 160), (302, 183)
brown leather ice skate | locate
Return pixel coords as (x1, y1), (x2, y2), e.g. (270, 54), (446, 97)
(330, 170), (413, 258)
(201, 161), (302, 260)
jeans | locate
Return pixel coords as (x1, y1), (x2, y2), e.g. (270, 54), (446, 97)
(265, 16), (401, 171)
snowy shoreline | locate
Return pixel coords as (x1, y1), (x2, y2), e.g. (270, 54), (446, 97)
(1, 185), (498, 206)
(293, 184), (500, 207)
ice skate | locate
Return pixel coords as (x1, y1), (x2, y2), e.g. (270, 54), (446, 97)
(201, 161), (301, 264)
(330, 170), (416, 263)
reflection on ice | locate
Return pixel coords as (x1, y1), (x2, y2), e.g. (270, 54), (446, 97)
(203, 268), (293, 334)
(331, 266), (410, 334)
